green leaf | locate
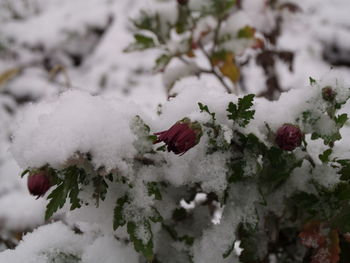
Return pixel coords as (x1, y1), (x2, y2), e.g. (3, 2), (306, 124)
(259, 147), (303, 192)
(147, 182), (162, 200)
(309, 77), (316, 85)
(127, 221), (154, 261)
(20, 169), (30, 178)
(319, 149), (332, 163)
(113, 195), (129, 230)
(65, 167), (82, 210)
(237, 132), (267, 153)
(198, 102), (216, 121)
(45, 183), (67, 220)
(337, 160), (350, 180)
(335, 113), (348, 127)
(227, 160), (245, 183)
(132, 11), (170, 45)
(227, 94), (255, 127)
(222, 240), (235, 258)
(124, 34), (156, 52)
(330, 204), (350, 233)
(237, 26), (255, 39)
(150, 207), (163, 223)
(162, 223), (194, 246)
(288, 191), (320, 217)
(207, 0), (236, 18)
(238, 223), (260, 263)
(45, 166), (82, 220)
(301, 110), (320, 126)
(153, 54), (172, 72)
(172, 207), (187, 221)
(334, 183), (350, 200)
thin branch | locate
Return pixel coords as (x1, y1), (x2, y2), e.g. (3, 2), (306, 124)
(211, 18), (222, 55)
(198, 41), (232, 93)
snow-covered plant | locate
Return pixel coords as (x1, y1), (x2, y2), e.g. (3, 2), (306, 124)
(2, 1), (350, 263)
(12, 79), (350, 262)
(125, 0), (264, 95)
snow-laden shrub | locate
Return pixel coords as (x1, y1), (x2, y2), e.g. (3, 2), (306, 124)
(2, 1), (350, 263)
(7, 78), (350, 262)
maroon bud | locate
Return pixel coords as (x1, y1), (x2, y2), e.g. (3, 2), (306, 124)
(322, 86), (336, 102)
(27, 172), (51, 197)
(154, 118), (202, 155)
(275, 124), (303, 151)
(177, 0), (188, 5)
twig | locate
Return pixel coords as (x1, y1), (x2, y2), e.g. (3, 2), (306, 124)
(198, 41), (232, 93)
(211, 18), (222, 55)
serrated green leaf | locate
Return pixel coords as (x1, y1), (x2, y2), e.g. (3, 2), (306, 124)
(45, 183), (67, 220)
(69, 183), (81, 210)
(127, 221), (154, 261)
(319, 149), (332, 163)
(335, 113), (348, 127)
(45, 166), (82, 220)
(147, 182), (162, 200)
(227, 94), (255, 127)
(65, 167), (82, 210)
(198, 102), (216, 121)
(113, 195), (129, 230)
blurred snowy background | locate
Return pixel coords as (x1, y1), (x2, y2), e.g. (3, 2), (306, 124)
(0, 0), (350, 259)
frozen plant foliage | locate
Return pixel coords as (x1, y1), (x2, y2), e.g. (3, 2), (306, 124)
(9, 77), (350, 262)
(2, 0), (350, 262)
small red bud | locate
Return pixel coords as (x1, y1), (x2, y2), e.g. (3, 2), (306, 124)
(154, 118), (202, 155)
(27, 171), (52, 197)
(322, 86), (336, 102)
(275, 124), (303, 151)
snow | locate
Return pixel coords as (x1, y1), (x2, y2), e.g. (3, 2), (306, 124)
(0, 191), (46, 231)
(11, 90), (140, 172)
(0, 222), (139, 263)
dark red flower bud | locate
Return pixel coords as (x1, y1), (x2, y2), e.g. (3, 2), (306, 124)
(322, 86), (336, 102)
(177, 0), (188, 5)
(154, 118), (202, 155)
(275, 124), (303, 151)
(27, 171), (51, 197)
